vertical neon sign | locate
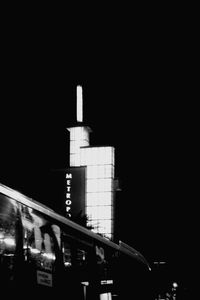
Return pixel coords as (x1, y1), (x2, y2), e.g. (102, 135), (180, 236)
(76, 85), (83, 123)
(65, 173), (72, 218)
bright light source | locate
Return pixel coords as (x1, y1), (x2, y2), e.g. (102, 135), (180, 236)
(173, 282), (178, 288)
(30, 247), (40, 254)
(100, 293), (112, 300)
(4, 237), (15, 247)
(77, 85), (83, 122)
(81, 146), (115, 238)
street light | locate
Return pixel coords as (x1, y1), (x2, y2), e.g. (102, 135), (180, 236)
(171, 282), (178, 300)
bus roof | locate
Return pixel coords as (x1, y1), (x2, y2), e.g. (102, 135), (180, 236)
(0, 182), (150, 270)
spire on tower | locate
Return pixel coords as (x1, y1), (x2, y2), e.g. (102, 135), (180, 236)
(76, 85), (83, 122)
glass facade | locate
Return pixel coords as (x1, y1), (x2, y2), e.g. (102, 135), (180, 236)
(67, 125), (115, 240)
(81, 146), (114, 239)
(68, 127), (90, 167)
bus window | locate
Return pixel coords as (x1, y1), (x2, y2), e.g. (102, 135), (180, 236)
(62, 235), (90, 275)
(62, 235), (94, 299)
(63, 240), (72, 268)
(0, 194), (19, 289)
(96, 245), (115, 298)
(21, 205), (61, 289)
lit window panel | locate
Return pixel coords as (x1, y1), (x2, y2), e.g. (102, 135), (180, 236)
(91, 165), (103, 178)
(86, 166), (98, 179)
(86, 206), (93, 218)
(68, 127), (75, 140)
(86, 179), (98, 192)
(95, 147), (105, 165)
(98, 179), (113, 192)
(69, 141), (76, 154)
(97, 147), (105, 165)
(98, 193), (113, 206)
(98, 206), (112, 219)
(86, 193), (99, 206)
(70, 139), (89, 155)
(70, 141), (81, 154)
(103, 147), (111, 164)
(91, 220), (99, 229)
(74, 127), (82, 140)
(95, 224), (112, 238)
(93, 148), (99, 164)
(98, 165), (106, 178)
(98, 147), (114, 165)
(89, 148), (98, 165)
(70, 154), (76, 167)
(80, 147), (90, 166)
(99, 220), (112, 233)
(81, 146), (115, 166)
(80, 148), (86, 166)
(86, 178), (113, 193)
(84, 148), (93, 165)
(87, 206), (99, 220)
(111, 148), (115, 165)
(70, 127), (80, 140)
(87, 219), (99, 229)
(86, 165), (113, 179)
(104, 165), (114, 178)
(70, 153), (81, 167)
(68, 127), (90, 145)
(86, 192), (113, 207)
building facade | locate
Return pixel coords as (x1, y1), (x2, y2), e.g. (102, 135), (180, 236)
(66, 86), (116, 240)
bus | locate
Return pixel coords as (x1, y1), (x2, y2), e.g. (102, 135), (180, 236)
(0, 183), (152, 299)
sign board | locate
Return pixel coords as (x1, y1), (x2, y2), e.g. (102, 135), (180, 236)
(65, 167), (86, 219)
(37, 270), (52, 287)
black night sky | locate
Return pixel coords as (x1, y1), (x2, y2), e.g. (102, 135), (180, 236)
(0, 8), (197, 296)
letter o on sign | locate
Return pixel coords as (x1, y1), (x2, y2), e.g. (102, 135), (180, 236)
(65, 200), (72, 205)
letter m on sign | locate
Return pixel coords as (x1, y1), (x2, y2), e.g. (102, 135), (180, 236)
(66, 173), (72, 178)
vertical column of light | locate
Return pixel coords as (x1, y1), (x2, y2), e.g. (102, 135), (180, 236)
(67, 85), (90, 167)
(80, 146), (115, 239)
(76, 85), (83, 123)
(68, 127), (90, 166)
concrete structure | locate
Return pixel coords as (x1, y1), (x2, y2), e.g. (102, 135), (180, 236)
(66, 86), (116, 239)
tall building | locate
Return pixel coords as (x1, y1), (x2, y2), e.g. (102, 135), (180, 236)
(66, 86), (116, 240)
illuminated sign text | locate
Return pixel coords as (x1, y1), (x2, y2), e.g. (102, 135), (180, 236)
(66, 173), (72, 218)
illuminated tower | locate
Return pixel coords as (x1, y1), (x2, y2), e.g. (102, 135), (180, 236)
(67, 86), (115, 240)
